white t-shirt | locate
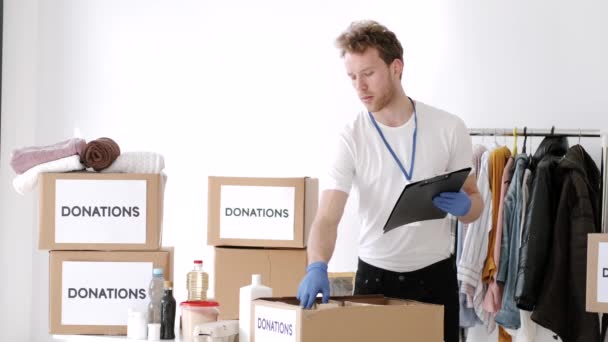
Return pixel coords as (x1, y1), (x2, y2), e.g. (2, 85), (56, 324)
(322, 100), (473, 272)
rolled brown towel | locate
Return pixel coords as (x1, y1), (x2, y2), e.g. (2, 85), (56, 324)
(82, 137), (121, 171)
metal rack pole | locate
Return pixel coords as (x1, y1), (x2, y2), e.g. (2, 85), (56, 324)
(468, 128), (601, 138)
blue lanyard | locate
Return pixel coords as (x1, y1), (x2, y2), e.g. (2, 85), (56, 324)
(368, 106), (417, 181)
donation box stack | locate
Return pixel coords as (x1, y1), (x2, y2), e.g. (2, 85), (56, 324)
(37, 172), (173, 335)
(207, 176), (318, 320)
(207, 177), (445, 342)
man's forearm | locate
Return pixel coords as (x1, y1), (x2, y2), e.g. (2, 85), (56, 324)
(459, 192), (482, 224)
(307, 219), (338, 264)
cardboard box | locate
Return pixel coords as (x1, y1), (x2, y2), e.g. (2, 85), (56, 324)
(213, 247), (307, 320)
(49, 249), (174, 335)
(586, 233), (608, 313)
(207, 177), (318, 248)
(252, 296), (444, 342)
(38, 172), (164, 250)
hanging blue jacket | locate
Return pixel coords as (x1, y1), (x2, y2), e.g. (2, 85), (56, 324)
(495, 153), (529, 329)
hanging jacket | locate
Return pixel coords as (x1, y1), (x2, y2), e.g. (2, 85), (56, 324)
(482, 157), (514, 315)
(482, 147), (512, 284)
(531, 145), (602, 342)
(528, 135), (570, 169)
(494, 154), (529, 329)
(459, 151), (491, 298)
(515, 169), (538, 342)
(458, 144), (487, 328)
(515, 136), (569, 310)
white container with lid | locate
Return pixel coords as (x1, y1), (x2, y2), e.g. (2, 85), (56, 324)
(127, 309), (147, 340)
(239, 274), (272, 342)
(147, 323), (161, 341)
(193, 320), (239, 342)
(180, 301), (220, 342)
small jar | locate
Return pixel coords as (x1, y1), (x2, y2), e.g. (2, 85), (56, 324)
(127, 310), (147, 340)
(180, 301), (219, 342)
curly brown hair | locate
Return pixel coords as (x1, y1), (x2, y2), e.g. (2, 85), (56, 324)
(335, 20), (403, 65)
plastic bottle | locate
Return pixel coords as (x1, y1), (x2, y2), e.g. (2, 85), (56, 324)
(187, 260), (209, 301)
(148, 268), (164, 324)
(239, 274), (272, 342)
(160, 281), (176, 340)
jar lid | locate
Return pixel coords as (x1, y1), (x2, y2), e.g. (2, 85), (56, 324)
(180, 300), (219, 307)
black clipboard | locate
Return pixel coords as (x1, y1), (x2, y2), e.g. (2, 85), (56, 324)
(383, 167), (472, 233)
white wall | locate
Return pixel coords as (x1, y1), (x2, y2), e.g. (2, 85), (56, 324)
(0, 0), (39, 341)
(2, 0), (607, 341)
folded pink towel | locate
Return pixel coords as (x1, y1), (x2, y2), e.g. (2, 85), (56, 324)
(10, 138), (87, 174)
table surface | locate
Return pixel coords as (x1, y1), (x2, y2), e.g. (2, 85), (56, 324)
(52, 335), (180, 342)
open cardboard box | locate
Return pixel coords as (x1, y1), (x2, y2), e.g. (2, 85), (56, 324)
(252, 295), (444, 342)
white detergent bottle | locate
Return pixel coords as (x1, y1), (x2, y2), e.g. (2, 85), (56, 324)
(239, 274), (272, 342)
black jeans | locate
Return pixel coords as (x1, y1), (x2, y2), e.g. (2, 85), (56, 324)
(354, 257), (459, 342)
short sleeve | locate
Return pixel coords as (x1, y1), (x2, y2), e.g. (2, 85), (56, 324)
(447, 117), (474, 172)
(320, 131), (355, 194)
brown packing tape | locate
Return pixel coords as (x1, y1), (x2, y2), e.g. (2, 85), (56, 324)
(38, 172), (163, 251)
(49, 249), (174, 335)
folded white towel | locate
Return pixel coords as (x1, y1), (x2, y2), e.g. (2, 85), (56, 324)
(13, 155), (85, 195)
(101, 152), (165, 174)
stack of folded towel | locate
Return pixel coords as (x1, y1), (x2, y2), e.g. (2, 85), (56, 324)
(10, 137), (165, 195)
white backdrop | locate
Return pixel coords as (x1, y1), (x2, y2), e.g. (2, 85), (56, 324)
(2, 0), (607, 341)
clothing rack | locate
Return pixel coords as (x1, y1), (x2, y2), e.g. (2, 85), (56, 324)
(469, 127), (607, 233)
(469, 127), (601, 138)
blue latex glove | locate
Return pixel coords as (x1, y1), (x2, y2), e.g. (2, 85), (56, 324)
(432, 190), (471, 217)
(296, 261), (330, 309)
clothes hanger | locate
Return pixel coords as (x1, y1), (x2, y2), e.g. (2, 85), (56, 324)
(522, 126), (528, 154)
(513, 127), (518, 155)
(530, 134), (534, 157)
(579, 128), (582, 145)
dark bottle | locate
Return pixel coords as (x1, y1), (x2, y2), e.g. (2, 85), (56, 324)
(160, 280), (176, 339)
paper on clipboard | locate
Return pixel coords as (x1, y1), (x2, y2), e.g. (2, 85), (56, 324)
(383, 167), (472, 233)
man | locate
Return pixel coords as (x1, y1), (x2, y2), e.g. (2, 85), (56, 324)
(296, 20), (483, 342)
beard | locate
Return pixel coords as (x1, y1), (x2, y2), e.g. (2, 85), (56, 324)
(363, 84), (395, 112)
